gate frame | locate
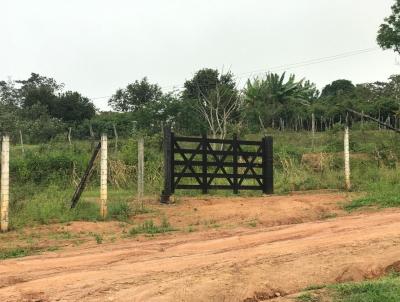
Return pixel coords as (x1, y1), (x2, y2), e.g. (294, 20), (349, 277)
(160, 127), (273, 203)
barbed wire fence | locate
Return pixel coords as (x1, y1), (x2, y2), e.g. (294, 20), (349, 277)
(0, 114), (399, 232)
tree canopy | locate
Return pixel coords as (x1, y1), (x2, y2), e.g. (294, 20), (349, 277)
(108, 77), (163, 112)
(377, 0), (400, 54)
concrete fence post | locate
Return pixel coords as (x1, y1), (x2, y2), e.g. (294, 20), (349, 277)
(19, 130), (24, 154)
(1, 135), (10, 232)
(100, 134), (108, 218)
(344, 124), (351, 191)
(311, 113), (315, 150)
(138, 138), (144, 202)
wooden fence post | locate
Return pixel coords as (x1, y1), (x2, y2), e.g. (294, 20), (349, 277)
(113, 124), (118, 152)
(263, 136), (274, 195)
(68, 127), (72, 145)
(161, 126), (172, 203)
(137, 138), (144, 202)
(344, 120), (351, 190)
(311, 113), (315, 150)
(100, 134), (108, 218)
(19, 130), (24, 154)
(1, 135), (10, 232)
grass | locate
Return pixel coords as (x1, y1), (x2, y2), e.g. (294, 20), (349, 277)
(129, 218), (176, 236)
(344, 174), (400, 211)
(0, 246), (58, 260)
(296, 293), (320, 302)
(5, 129), (400, 229)
(9, 187), (148, 229)
(331, 275), (400, 302)
(297, 274), (400, 302)
(90, 233), (103, 244)
(247, 218), (258, 227)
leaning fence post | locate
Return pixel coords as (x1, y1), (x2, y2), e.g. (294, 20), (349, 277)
(137, 137), (144, 202)
(100, 133), (108, 218)
(344, 118), (351, 190)
(113, 123), (118, 152)
(1, 135), (10, 232)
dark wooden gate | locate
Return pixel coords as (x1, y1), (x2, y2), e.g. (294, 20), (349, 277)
(161, 127), (273, 202)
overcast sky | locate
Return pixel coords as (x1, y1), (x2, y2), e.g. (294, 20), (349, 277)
(1, 0), (398, 110)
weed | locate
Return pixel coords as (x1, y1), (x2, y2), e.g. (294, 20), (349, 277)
(0, 247), (41, 260)
(187, 226), (197, 232)
(89, 232), (103, 244)
(331, 274), (400, 301)
(129, 218), (176, 236)
(320, 212), (337, 220)
(108, 199), (133, 221)
(296, 293), (320, 302)
(248, 219), (258, 227)
(304, 284), (326, 291)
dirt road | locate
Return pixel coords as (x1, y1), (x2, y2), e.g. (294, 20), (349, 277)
(1, 207), (400, 301)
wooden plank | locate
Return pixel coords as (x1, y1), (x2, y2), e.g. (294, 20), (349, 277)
(173, 148), (262, 157)
(174, 173), (262, 179)
(70, 142), (101, 209)
(176, 184), (262, 190)
(175, 136), (261, 145)
(233, 134), (238, 194)
(173, 160), (263, 168)
(201, 134), (208, 194)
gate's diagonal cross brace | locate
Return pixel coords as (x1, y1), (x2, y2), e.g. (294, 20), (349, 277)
(206, 142), (234, 186)
(173, 141), (203, 187)
(238, 145), (263, 186)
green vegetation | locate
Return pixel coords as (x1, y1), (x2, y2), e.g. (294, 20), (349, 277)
(299, 274), (400, 302)
(129, 218), (176, 236)
(0, 246), (53, 260)
(3, 127), (399, 229)
(90, 233), (103, 244)
(296, 293), (320, 302)
(332, 274), (400, 302)
(345, 181), (400, 211)
(0, 247), (37, 259)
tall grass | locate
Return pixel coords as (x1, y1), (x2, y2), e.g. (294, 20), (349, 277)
(6, 129), (400, 228)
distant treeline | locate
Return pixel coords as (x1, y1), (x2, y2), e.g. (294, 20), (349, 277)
(1, 70), (399, 143)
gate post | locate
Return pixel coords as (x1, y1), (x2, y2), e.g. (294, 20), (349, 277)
(262, 136), (274, 194)
(161, 126), (172, 203)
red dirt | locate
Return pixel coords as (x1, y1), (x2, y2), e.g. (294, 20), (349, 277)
(1, 193), (400, 302)
(138, 192), (349, 229)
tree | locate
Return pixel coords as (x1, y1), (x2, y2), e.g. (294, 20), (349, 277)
(18, 73), (64, 108)
(182, 68), (235, 100)
(0, 79), (20, 107)
(244, 73), (318, 131)
(54, 91), (96, 122)
(183, 69), (241, 139)
(197, 83), (242, 140)
(108, 77), (163, 112)
(321, 80), (355, 98)
(377, 0), (400, 54)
